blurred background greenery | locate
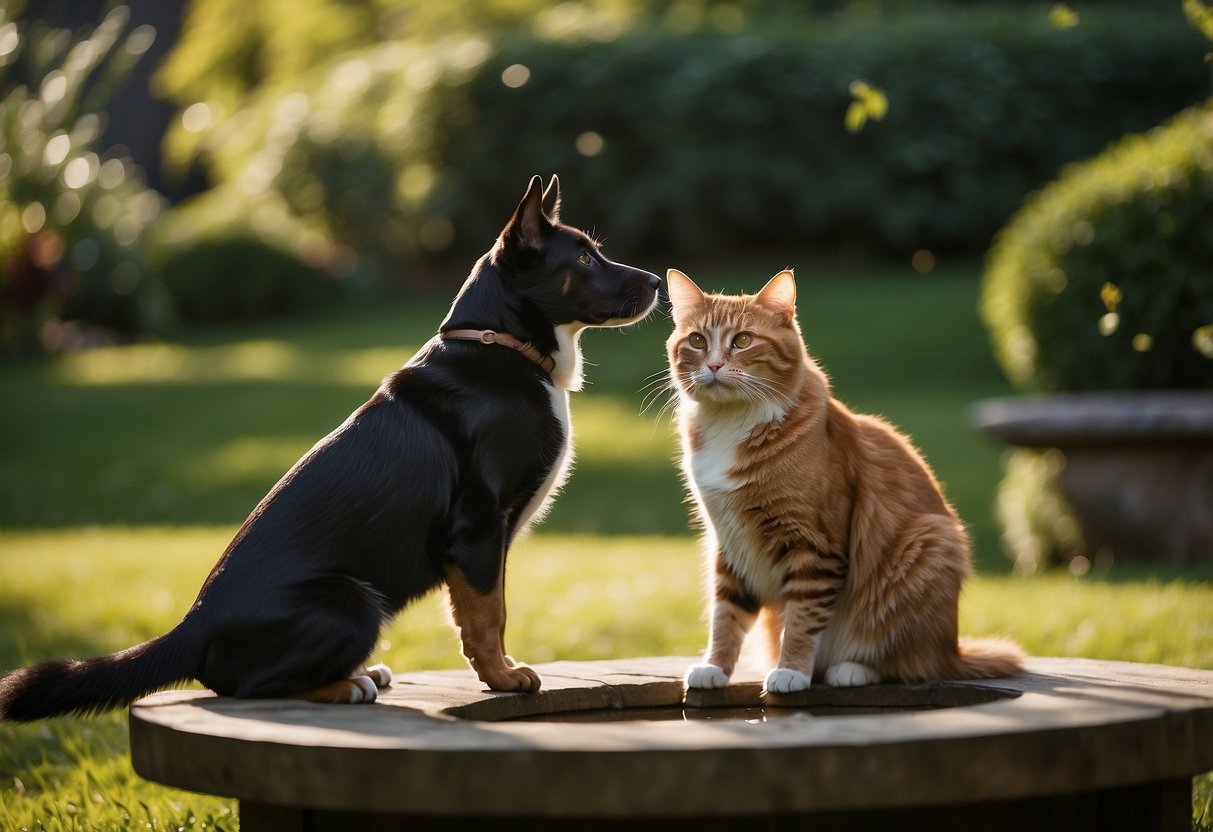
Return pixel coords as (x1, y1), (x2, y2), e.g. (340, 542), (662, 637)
(1, 0), (1212, 829)
(3, 0), (1210, 349)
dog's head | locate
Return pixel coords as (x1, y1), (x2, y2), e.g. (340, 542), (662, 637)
(494, 175), (660, 331)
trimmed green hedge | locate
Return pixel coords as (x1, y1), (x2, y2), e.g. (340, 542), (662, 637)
(160, 6), (1210, 309)
(149, 189), (338, 322)
(982, 100), (1213, 391)
(423, 7), (1209, 257)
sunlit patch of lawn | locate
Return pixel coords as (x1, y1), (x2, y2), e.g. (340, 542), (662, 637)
(2, 526), (1210, 831)
(3, 264), (1210, 829)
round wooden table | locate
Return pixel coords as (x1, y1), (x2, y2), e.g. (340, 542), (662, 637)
(129, 656), (1213, 831)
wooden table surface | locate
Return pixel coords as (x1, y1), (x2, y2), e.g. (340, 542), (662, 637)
(130, 656), (1213, 830)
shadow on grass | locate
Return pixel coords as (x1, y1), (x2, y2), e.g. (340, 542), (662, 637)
(0, 379), (368, 529)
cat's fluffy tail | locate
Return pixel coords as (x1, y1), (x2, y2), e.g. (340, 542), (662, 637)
(0, 626), (197, 722)
(951, 637), (1026, 679)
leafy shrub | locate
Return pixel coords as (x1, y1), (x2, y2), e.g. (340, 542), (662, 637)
(0, 5), (170, 355)
(994, 448), (1083, 574)
(164, 6), (1209, 292)
(149, 188), (337, 322)
(427, 8), (1208, 257)
(157, 0), (1190, 154)
(981, 100), (1213, 391)
(160, 35), (491, 294)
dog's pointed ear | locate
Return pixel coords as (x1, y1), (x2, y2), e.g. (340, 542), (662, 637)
(503, 175), (550, 252)
(755, 269), (797, 323)
(541, 174), (561, 222)
(667, 268), (705, 321)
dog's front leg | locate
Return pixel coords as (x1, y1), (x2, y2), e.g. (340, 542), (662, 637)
(444, 561), (541, 693)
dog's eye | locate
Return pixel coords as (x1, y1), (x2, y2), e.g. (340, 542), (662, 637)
(578, 251), (593, 266)
(732, 332), (753, 349)
(688, 333), (707, 349)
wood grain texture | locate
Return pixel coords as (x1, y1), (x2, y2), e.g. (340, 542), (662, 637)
(130, 656), (1213, 820)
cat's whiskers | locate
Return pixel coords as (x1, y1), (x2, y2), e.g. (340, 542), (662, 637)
(641, 368), (696, 422)
(639, 375), (677, 415)
(735, 370), (796, 409)
(638, 368), (672, 402)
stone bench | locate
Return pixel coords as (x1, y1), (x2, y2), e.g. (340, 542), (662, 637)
(129, 656), (1213, 831)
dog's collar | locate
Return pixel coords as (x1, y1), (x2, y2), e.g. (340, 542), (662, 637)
(440, 329), (556, 376)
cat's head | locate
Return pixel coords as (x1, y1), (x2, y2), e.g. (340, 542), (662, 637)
(666, 268), (804, 408)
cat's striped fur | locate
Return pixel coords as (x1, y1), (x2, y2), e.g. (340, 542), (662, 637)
(667, 268), (1023, 694)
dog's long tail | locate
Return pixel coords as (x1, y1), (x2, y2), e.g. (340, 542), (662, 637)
(0, 625), (198, 722)
(949, 636), (1026, 679)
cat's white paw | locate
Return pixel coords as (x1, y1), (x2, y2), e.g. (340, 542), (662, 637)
(685, 663), (730, 690)
(764, 667), (811, 694)
(349, 675), (379, 703)
(825, 662), (881, 688)
(365, 663), (393, 687)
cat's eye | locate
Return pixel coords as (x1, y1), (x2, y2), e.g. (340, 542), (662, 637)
(732, 332), (754, 349)
(578, 251), (593, 266)
(688, 333), (708, 349)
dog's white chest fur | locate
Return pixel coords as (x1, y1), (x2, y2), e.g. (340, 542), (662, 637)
(683, 403), (786, 601)
(513, 384), (573, 538)
(512, 325), (583, 538)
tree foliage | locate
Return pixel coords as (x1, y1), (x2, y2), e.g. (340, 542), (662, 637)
(0, 3), (169, 354)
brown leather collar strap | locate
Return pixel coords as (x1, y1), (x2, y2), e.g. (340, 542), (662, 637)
(441, 329), (556, 376)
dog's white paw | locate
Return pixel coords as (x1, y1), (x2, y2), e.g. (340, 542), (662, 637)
(349, 675), (379, 703)
(685, 663), (730, 690)
(764, 667), (811, 694)
(365, 663), (393, 688)
(825, 662), (881, 688)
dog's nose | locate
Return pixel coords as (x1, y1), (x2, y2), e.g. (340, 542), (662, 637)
(643, 271), (661, 290)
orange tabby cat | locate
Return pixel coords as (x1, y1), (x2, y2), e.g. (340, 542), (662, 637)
(667, 268), (1023, 693)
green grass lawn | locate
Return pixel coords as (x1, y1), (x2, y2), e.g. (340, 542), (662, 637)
(1, 260), (1210, 830)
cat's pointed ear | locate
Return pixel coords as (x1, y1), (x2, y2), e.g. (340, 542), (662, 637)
(667, 268), (705, 319)
(756, 270), (797, 323)
(502, 175), (550, 252)
(541, 174), (561, 222)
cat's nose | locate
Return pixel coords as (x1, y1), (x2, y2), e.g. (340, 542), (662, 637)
(707, 362), (724, 373)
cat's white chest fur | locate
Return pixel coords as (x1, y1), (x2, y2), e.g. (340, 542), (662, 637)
(682, 402), (786, 601)
(683, 401), (783, 494)
(686, 422), (741, 495)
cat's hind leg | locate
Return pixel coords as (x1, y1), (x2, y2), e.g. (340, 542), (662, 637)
(852, 513), (970, 683)
(824, 661), (882, 687)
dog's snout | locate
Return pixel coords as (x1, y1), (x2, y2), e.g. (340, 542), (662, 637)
(642, 271), (661, 291)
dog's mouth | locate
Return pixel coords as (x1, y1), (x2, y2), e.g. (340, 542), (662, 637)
(582, 277), (661, 329)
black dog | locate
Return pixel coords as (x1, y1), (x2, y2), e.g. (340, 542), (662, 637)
(0, 175), (660, 719)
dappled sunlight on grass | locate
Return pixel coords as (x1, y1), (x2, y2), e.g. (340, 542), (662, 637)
(570, 394), (678, 466)
(0, 527), (225, 667)
(0, 710), (237, 831)
(500, 534), (706, 663)
(2, 526), (1210, 830)
(962, 574), (1213, 670)
(4, 271), (1211, 829)
(182, 436), (318, 490)
(50, 339), (419, 388)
